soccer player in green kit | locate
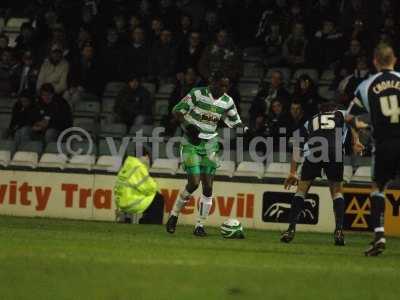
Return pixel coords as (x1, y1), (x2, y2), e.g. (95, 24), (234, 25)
(166, 71), (246, 236)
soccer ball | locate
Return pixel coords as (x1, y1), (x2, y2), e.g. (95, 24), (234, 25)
(220, 219), (244, 239)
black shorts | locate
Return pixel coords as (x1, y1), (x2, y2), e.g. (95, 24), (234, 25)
(373, 139), (400, 186)
(301, 158), (343, 182)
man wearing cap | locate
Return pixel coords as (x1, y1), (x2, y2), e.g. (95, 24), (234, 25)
(36, 44), (69, 94)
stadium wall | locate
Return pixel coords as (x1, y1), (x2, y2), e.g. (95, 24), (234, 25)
(0, 170), (399, 236)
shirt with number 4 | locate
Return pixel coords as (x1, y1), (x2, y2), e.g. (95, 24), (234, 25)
(347, 69), (400, 141)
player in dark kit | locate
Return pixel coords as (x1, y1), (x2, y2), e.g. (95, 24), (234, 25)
(281, 103), (363, 245)
(347, 43), (400, 256)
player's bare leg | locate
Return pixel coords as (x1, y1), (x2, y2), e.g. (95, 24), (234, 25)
(193, 173), (214, 237)
(329, 181), (345, 246)
(365, 182), (387, 256)
(166, 174), (200, 234)
(281, 179), (312, 243)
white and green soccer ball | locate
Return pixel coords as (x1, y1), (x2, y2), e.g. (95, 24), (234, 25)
(220, 219), (244, 239)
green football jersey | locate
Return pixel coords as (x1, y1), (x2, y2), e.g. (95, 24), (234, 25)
(172, 87), (242, 139)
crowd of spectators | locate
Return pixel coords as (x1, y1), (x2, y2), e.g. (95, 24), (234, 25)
(0, 0), (399, 150)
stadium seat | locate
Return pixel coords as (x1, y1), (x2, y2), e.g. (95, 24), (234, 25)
(158, 83), (175, 95)
(5, 18), (29, 31)
(80, 93), (99, 102)
(292, 69), (319, 84)
(0, 150), (11, 167)
(104, 82), (125, 96)
(66, 154), (96, 170)
(351, 166), (372, 182)
(234, 151), (265, 178)
(73, 101), (100, 117)
(10, 141), (43, 168)
(216, 151), (236, 177)
(142, 82), (156, 96)
(65, 142), (96, 170)
(243, 62), (263, 80)
(0, 113), (12, 133)
(343, 165), (353, 183)
(94, 155), (122, 172)
(0, 97), (17, 113)
(234, 161), (264, 178)
(320, 69), (335, 85)
(95, 139), (124, 171)
(0, 17), (4, 31)
(318, 86), (335, 100)
(101, 97), (116, 113)
(73, 117), (96, 134)
(99, 123), (127, 138)
(154, 98), (169, 117)
(10, 152), (39, 168)
(38, 153), (67, 169)
(264, 162), (291, 178)
(238, 82), (259, 98)
(129, 124), (154, 137)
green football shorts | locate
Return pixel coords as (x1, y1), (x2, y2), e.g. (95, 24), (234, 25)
(180, 136), (220, 175)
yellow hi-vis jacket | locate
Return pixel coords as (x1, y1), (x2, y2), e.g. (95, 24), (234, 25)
(114, 156), (158, 214)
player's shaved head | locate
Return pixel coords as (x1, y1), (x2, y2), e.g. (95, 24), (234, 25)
(374, 43), (396, 69)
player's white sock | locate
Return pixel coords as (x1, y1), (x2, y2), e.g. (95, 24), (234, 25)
(171, 189), (191, 217)
(196, 194), (213, 227)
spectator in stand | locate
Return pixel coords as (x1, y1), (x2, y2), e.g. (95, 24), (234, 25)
(287, 101), (306, 137)
(123, 27), (149, 80)
(112, 14), (129, 43)
(340, 0), (369, 34)
(286, 1), (305, 35)
(178, 0), (206, 30)
(114, 75), (152, 128)
(15, 83), (72, 145)
(380, 15), (397, 48)
(176, 31), (204, 77)
(310, 18), (344, 70)
(149, 29), (177, 83)
(198, 29), (242, 84)
(128, 15), (143, 32)
(255, 0), (289, 41)
(347, 18), (370, 50)
(36, 44), (69, 95)
(69, 42), (103, 96)
(262, 22), (284, 68)
(149, 17), (164, 46)
(337, 56), (370, 106)
(16, 51), (39, 95)
(14, 22), (37, 55)
(282, 22), (308, 70)
(306, 0), (338, 35)
(200, 10), (220, 42)
(176, 14), (192, 47)
(293, 74), (322, 118)
(123, 27), (149, 79)
(159, 0), (180, 31)
(0, 34), (9, 57)
(249, 70), (290, 128)
(100, 27), (125, 82)
(165, 67), (200, 136)
(7, 90), (37, 140)
(263, 98), (289, 150)
(335, 39), (364, 87)
(0, 48), (20, 97)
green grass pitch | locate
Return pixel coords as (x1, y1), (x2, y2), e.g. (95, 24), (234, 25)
(0, 216), (399, 300)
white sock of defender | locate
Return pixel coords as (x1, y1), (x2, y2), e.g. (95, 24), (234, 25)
(171, 189), (191, 217)
(196, 194), (213, 227)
